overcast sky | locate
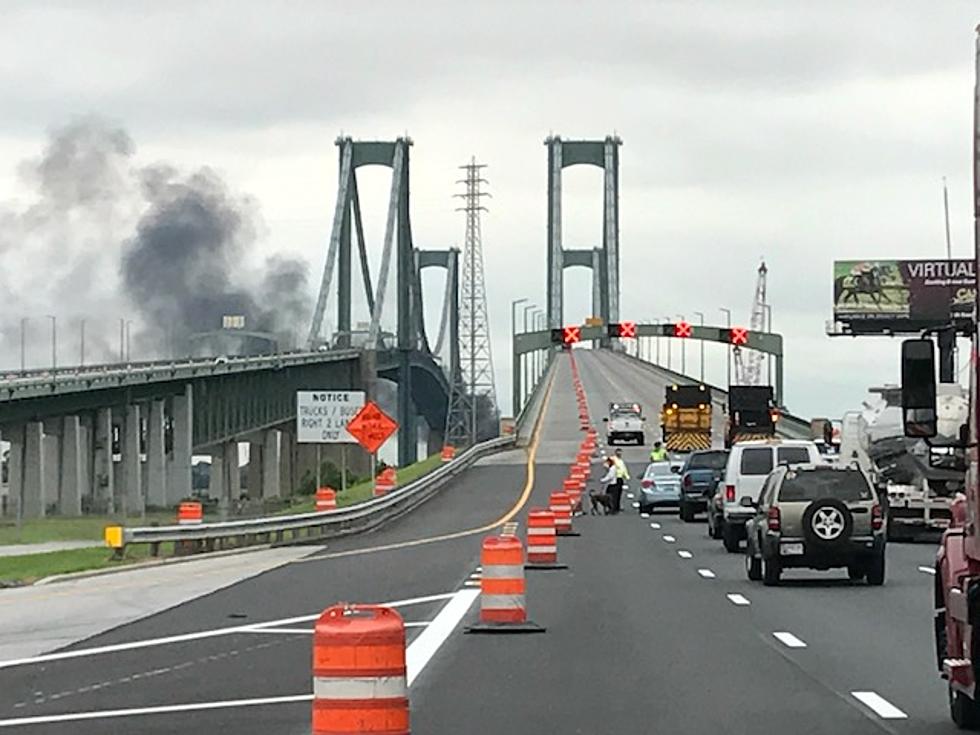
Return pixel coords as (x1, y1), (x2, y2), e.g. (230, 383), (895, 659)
(0, 1), (978, 420)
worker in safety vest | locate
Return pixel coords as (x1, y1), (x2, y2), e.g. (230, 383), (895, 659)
(650, 441), (669, 462)
(612, 449), (629, 513)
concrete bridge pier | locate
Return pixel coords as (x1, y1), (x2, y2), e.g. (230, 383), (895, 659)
(211, 440), (238, 518)
(145, 400), (167, 508)
(120, 404), (143, 517)
(166, 386), (193, 506)
(246, 429), (282, 500)
(92, 407), (115, 514)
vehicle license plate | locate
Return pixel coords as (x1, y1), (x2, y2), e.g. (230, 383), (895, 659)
(780, 543), (804, 556)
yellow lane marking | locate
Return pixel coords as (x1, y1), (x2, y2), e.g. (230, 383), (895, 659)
(291, 362), (557, 562)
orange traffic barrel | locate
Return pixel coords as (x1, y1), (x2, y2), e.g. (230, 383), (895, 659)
(525, 509), (567, 570)
(466, 535), (545, 634)
(312, 604), (408, 735)
(374, 468), (397, 497)
(440, 445), (456, 462)
(549, 491), (576, 535)
(177, 501), (203, 524)
(315, 487), (337, 512)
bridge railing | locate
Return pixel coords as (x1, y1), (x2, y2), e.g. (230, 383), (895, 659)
(105, 354), (559, 554)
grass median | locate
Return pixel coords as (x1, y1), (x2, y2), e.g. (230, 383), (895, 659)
(0, 545), (170, 586)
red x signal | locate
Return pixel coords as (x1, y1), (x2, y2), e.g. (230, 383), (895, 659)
(730, 327), (749, 346)
(619, 321), (637, 338)
(562, 326), (581, 344)
(674, 321), (692, 338)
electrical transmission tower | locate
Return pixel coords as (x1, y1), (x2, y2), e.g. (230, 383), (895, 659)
(445, 158), (499, 446)
(736, 259), (768, 386)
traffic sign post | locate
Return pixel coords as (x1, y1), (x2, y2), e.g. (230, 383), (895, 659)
(346, 401), (399, 482)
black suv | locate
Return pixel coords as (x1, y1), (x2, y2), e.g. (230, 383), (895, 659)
(744, 464), (886, 586)
(678, 449), (728, 522)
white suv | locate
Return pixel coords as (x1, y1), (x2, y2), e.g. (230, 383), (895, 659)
(719, 439), (822, 553)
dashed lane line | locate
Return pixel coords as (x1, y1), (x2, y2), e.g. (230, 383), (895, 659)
(697, 569), (716, 579)
(850, 691), (908, 720)
(772, 631), (807, 649)
(726, 594), (750, 606)
(662, 535), (676, 543)
(649, 522), (661, 529)
(677, 550), (693, 559)
(918, 566), (936, 575)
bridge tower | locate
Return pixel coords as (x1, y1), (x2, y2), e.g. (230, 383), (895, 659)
(545, 134), (622, 333)
(737, 260), (769, 386)
(308, 137), (454, 467)
(445, 159), (498, 447)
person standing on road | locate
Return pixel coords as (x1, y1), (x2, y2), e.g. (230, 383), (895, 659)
(599, 457), (618, 514)
(612, 449), (630, 513)
(649, 441), (669, 462)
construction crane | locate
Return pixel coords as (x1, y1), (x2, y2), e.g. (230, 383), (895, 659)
(734, 259), (768, 385)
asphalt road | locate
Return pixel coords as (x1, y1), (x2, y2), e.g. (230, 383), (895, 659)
(0, 349), (954, 733)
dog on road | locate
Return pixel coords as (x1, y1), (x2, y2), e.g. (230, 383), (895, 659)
(589, 489), (614, 515)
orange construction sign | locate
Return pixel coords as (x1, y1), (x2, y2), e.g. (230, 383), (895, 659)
(346, 401), (399, 454)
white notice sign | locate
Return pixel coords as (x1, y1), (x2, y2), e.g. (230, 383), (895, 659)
(296, 390), (366, 443)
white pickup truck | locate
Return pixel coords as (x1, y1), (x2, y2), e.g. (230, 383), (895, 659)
(605, 402), (646, 446)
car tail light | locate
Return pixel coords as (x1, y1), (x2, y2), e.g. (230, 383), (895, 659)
(641, 479), (653, 489)
(683, 474), (692, 488)
(725, 484), (735, 502)
(767, 506), (781, 532)
(871, 503), (883, 531)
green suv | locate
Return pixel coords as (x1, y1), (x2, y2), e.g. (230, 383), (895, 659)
(743, 464), (886, 586)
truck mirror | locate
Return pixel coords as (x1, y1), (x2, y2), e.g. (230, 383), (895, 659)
(960, 423), (969, 447)
(901, 339), (937, 438)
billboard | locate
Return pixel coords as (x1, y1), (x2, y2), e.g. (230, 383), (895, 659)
(833, 259), (975, 328)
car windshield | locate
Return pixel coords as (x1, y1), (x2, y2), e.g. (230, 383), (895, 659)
(739, 447), (773, 475)
(610, 406), (640, 418)
(778, 469), (873, 502)
(686, 451), (728, 471)
(645, 462), (675, 478)
(777, 447), (810, 465)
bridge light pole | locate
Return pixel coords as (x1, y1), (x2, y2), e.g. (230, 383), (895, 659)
(511, 298), (528, 415)
(694, 311), (704, 382)
(523, 304), (537, 405)
(79, 318), (86, 367)
(675, 314), (686, 374)
(719, 307), (732, 389)
(20, 317), (27, 370)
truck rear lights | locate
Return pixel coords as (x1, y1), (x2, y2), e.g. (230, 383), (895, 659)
(641, 479), (653, 489)
(725, 485), (736, 502)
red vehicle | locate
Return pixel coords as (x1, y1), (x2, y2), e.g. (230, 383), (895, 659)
(922, 28), (980, 729)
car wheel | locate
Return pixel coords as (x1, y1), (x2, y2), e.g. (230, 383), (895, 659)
(866, 548), (886, 586)
(722, 522), (740, 553)
(746, 551), (762, 581)
(680, 503), (695, 522)
(762, 555), (781, 586)
(710, 512), (723, 540)
(847, 564), (865, 581)
(949, 685), (980, 729)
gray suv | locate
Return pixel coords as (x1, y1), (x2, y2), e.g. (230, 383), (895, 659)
(743, 464), (886, 586)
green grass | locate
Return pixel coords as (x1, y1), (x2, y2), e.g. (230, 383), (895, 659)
(0, 513), (180, 546)
(284, 452), (445, 513)
(0, 545), (166, 585)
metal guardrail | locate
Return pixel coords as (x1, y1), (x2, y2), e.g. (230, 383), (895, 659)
(108, 435), (516, 550)
(106, 358), (558, 551)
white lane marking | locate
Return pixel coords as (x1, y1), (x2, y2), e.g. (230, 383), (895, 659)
(851, 691), (908, 720)
(464, 580), (481, 587)
(649, 522), (661, 529)
(918, 566), (936, 575)
(243, 627), (312, 635)
(631, 502), (640, 509)
(0, 591), (475, 728)
(773, 631), (807, 649)
(627, 493), (635, 499)
(0, 591), (457, 671)
(726, 594), (751, 606)
(677, 550), (693, 559)
(406, 588), (479, 685)
(640, 512), (650, 518)
(662, 535), (676, 543)
(697, 569), (716, 579)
